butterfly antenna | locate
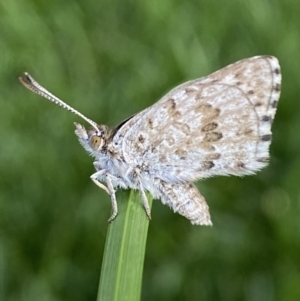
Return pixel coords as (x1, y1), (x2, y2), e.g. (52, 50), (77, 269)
(19, 72), (99, 132)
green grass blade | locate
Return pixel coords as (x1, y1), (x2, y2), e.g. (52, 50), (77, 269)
(97, 190), (152, 301)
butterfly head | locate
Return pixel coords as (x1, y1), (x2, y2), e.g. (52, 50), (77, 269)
(74, 122), (112, 154)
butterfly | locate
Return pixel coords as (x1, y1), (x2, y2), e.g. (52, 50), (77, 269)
(20, 55), (281, 225)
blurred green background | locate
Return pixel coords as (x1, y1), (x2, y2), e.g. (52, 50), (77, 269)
(1, 0), (299, 300)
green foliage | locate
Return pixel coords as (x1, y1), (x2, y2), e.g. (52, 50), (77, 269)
(1, 0), (300, 300)
(98, 191), (152, 301)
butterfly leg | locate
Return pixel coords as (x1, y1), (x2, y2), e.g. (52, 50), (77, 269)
(105, 175), (118, 222)
(135, 169), (151, 219)
(90, 170), (110, 194)
(90, 170), (118, 222)
(139, 184), (152, 219)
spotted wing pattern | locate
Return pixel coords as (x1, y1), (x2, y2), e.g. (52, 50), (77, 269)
(111, 56), (281, 225)
(114, 56), (281, 182)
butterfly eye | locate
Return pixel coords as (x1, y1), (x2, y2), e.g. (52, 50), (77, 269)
(89, 135), (103, 150)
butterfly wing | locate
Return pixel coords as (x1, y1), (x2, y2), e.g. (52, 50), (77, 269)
(113, 56), (281, 182)
(156, 180), (212, 225)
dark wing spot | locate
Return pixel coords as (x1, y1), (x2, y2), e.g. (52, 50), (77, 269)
(272, 100), (278, 108)
(248, 90), (254, 95)
(202, 161), (215, 170)
(195, 102), (208, 109)
(202, 122), (218, 132)
(274, 68), (280, 75)
(138, 135), (145, 143)
(274, 84), (281, 92)
(261, 134), (272, 142)
(204, 132), (223, 142)
(257, 157), (269, 163)
(164, 99), (177, 114)
(237, 162), (245, 168)
(205, 153), (221, 160)
(174, 111), (182, 118)
(161, 154), (167, 161)
(175, 148), (188, 157)
(255, 102), (262, 107)
(168, 98), (176, 110)
(262, 115), (271, 122)
(246, 129), (254, 135)
(185, 87), (197, 93)
(215, 108), (221, 115)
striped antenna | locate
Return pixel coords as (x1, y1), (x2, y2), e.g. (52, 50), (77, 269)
(19, 72), (99, 132)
